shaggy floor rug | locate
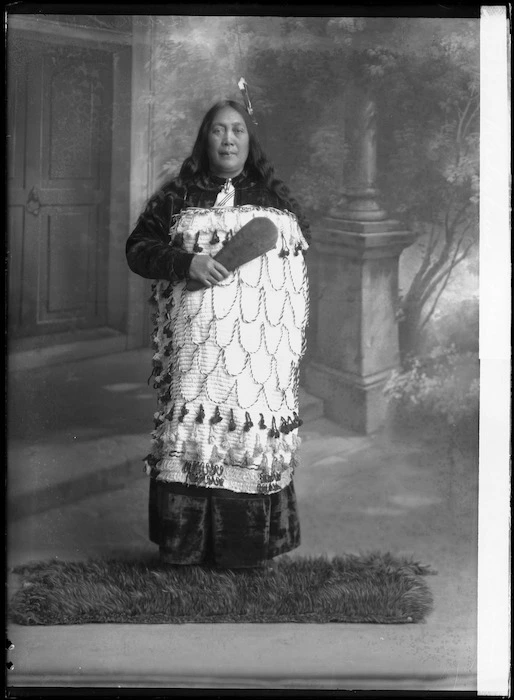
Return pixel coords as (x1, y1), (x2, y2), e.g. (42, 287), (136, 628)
(9, 553), (436, 625)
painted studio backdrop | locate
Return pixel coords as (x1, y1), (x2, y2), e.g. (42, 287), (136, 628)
(8, 14), (479, 440)
(7, 12), (480, 687)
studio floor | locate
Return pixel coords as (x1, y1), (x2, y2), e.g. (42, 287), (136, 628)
(7, 349), (478, 691)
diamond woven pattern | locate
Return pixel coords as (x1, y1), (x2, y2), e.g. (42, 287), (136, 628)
(147, 206), (310, 494)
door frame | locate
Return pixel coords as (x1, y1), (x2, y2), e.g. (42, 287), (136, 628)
(7, 14), (143, 353)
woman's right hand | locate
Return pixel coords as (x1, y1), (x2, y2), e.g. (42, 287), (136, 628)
(188, 255), (230, 287)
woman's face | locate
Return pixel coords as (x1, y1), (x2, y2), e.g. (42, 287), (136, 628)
(206, 106), (250, 179)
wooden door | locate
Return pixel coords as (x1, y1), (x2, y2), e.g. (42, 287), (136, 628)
(7, 33), (113, 339)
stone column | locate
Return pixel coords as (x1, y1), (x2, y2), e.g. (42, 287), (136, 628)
(304, 81), (414, 434)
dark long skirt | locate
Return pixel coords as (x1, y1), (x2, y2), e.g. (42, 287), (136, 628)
(149, 478), (301, 568)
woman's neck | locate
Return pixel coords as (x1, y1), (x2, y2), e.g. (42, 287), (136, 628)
(210, 173), (245, 187)
(210, 169), (244, 182)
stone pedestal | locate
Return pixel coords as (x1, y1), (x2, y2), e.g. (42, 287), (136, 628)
(303, 76), (414, 433)
(304, 218), (414, 434)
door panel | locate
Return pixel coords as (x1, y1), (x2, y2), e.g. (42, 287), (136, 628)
(39, 207), (96, 320)
(8, 33), (113, 338)
(43, 50), (105, 185)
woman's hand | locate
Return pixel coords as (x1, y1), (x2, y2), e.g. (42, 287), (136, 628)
(188, 255), (230, 287)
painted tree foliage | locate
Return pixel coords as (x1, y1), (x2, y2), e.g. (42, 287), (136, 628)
(373, 22), (479, 356)
(149, 16), (479, 357)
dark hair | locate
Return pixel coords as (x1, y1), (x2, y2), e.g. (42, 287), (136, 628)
(175, 100), (310, 240)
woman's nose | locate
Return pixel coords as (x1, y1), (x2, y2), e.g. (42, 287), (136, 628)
(222, 131), (234, 144)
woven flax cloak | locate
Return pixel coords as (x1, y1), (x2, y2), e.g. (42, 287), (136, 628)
(146, 205), (310, 495)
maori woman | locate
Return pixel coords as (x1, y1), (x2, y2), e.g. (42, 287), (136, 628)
(126, 98), (310, 569)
